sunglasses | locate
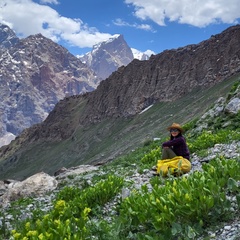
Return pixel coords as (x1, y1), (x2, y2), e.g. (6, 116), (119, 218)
(170, 128), (179, 133)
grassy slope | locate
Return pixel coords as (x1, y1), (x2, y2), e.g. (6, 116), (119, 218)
(0, 74), (239, 180)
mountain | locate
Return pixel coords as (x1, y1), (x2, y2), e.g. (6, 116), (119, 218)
(0, 24), (99, 147)
(0, 25), (149, 148)
(78, 34), (150, 80)
(0, 70), (239, 238)
(78, 34), (135, 80)
(0, 25), (240, 180)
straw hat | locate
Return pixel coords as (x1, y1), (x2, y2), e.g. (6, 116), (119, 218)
(167, 123), (184, 132)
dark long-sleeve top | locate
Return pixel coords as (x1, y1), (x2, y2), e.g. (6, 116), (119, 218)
(162, 135), (190, 160)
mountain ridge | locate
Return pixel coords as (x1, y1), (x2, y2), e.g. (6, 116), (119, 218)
(0, 24), (19, 48)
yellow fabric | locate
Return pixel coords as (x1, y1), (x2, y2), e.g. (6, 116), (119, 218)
(156, 156), (191, 176)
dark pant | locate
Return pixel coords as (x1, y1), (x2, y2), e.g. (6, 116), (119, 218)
(162, 148), (177, 160)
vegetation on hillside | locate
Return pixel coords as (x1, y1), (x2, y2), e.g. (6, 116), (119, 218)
(0, 82), (240, 239)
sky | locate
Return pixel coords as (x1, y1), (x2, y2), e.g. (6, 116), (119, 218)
(0, 0), (240, 57)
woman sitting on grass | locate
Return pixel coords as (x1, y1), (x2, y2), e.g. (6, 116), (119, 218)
(161, 122), (190, 161)
(153, 123), (191, 176)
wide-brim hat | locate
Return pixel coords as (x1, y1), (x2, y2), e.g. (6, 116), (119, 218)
(167, 123), (184, 133)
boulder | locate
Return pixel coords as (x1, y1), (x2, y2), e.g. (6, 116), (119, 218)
(0, 172), (58, 207)
(225, 97), (240, 114)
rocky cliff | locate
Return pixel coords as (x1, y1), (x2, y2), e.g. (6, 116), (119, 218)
(81, 25), (240, 123)
(0, 24), (98, 146)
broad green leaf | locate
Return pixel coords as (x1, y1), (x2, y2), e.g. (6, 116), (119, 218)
(227, 177), (239, 192)
(171, 222), (182, 235)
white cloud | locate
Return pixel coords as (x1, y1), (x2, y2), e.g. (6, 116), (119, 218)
(40, 0), (59, 4)
(0, 0), (113, 48)
(1, 0), (239, 55)
(113, 18), (154, 32)
(125, 0), (240, 27)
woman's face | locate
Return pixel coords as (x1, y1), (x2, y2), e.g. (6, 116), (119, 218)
(170, 128), (180, 137)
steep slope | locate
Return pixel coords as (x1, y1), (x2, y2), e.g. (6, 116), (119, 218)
(0, 25), (240, 180)
(0, 28), (98, 147)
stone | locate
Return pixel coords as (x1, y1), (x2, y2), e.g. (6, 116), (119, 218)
(55, 165), (99, 180)
(0, 172), (58, 207)
(225, 97), (240, 114)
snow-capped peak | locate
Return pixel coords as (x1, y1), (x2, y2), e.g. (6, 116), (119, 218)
(92, 34), (121, 52)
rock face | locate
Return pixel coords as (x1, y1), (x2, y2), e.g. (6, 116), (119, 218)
(81, 25), (240, 123)
(79, 34), (134, 80)
(0, 24), (19, 48)
(225, 97), (240, 114)
(0, 24), (98, 146)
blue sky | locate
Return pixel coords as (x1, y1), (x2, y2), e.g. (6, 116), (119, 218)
(0, 0), (240, 56)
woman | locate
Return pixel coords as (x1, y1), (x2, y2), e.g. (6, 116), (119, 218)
(161, 123), (190, 160)
(152, 123), (191, 176)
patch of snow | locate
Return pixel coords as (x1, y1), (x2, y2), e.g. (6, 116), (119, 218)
(139, 105), (153, 114)
(76, 54), (84, 58)
(131, 48), (154, 60)
(102, 34), (120, 46)
(11, 59), (20, 64)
